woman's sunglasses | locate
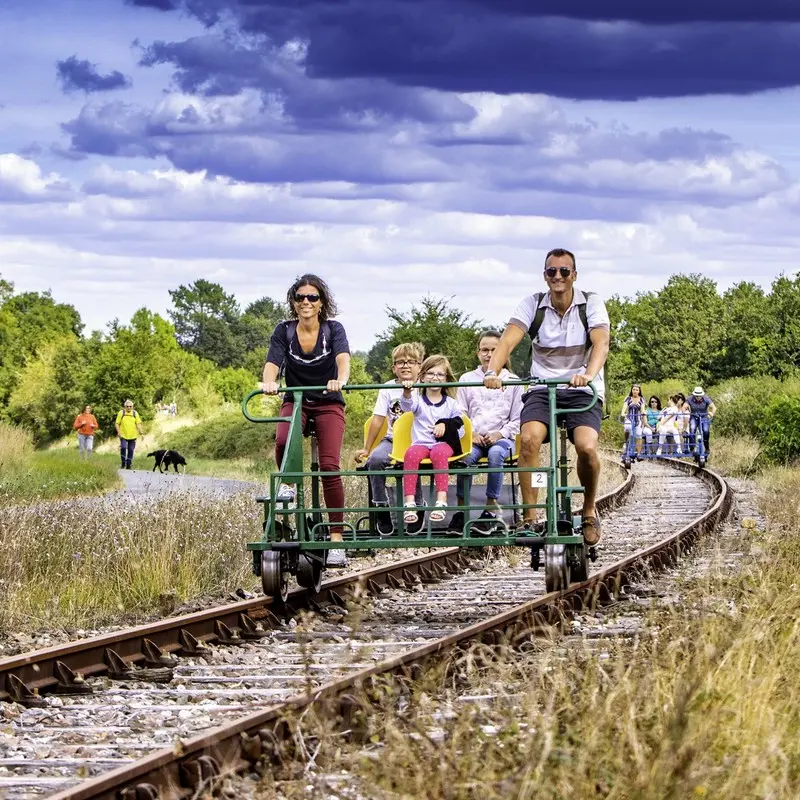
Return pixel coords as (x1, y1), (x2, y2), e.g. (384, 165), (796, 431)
(545, 267), (573, 278)
(294, 292), (320, 303)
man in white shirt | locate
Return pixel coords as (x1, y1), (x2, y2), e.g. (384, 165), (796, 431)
(484, 248), (610, 545)
(453, 330), (523, 534)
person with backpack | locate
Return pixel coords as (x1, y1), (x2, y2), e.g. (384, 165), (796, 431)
(263, 274), (351, 567)
(115, 399), (143, 469)
(483, 248), (610, 545)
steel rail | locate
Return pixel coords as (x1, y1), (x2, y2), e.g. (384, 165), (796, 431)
(40, 459), (726, 800)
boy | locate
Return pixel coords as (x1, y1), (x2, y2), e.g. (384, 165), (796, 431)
(355, 342), (425, 535)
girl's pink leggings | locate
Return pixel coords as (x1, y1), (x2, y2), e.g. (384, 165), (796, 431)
(403, 443), (454, 496)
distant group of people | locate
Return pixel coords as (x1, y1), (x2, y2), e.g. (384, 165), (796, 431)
(156, 401), (177, 416)
(72, 399), (144, 469)
(263, 250), (610, 566)
(621, 384), (717, 457)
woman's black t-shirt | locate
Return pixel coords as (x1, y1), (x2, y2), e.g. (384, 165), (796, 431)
(266, 320), (350, 405)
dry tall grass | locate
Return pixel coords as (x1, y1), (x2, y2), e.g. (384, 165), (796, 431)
(0, 490), (261, 631)
(262, 473), (800, 798)
(0, 420), (33, 471)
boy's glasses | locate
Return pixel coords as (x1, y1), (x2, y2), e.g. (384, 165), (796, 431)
(394, 360), (419, 367)
(425, 372), (447, 380)
(294, 292), (320, 303)
(545, 266), (573, 279)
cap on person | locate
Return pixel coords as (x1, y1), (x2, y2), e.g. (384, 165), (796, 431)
(692, 386), (704, 396)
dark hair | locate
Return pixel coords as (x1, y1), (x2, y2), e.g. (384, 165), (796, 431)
(674, 392), (686, 405)
(544, 248), (576, 269)
(648, 395), (661, 410)
(477, 329), (502, 344)
(287, 274), (338, 322)
(628, 383), (642, 398)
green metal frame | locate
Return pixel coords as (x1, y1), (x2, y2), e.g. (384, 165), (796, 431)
(242, 379), (597, 567)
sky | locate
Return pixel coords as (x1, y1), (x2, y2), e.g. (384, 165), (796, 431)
(1, 0), (800, 350)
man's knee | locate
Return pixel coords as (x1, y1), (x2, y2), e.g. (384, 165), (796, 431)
(520, 424), (545, 458)
(573, 429), (599, 461)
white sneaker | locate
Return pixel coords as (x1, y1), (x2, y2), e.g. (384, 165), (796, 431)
(655, 448), (663, 456)
(676, 448), (683, 455)
(276, 483), (297, 502)
(327, 548), (347, 568)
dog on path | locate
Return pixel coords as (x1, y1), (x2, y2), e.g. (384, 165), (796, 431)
(147, 449), (187, 474)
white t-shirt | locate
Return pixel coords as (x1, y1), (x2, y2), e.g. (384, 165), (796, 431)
(372, 381), (408, 440)
(509, 288), (610, 400)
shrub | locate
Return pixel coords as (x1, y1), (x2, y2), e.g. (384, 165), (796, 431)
(756, 395), (800, 464)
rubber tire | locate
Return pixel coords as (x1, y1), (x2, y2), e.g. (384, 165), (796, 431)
(623, 457), (631, 471)
(261, 550), (289, 603)
(544, 544), (569, 592)
(698, 457), (706, 469)
(296, 553), (322, 593)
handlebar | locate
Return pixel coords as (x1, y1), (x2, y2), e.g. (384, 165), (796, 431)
(242, 378), (599, 423)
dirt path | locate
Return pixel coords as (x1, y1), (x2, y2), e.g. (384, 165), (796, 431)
(116, 468), (258, 498)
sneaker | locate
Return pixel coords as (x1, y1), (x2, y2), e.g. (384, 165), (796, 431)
(326, 548), (347, 568)
(676, 448), (683, 455)
(375, 507), (394, 537)
(448, 511), (465, 533)
(472, 508), (502, 535)
(276, 483), (297, 502)
(406, 499), (427, 536)
(655, 448), (663, 456)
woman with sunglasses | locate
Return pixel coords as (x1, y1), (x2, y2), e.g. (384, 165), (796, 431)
(644, 395), (661, 454)
(263, 274), (351, 566)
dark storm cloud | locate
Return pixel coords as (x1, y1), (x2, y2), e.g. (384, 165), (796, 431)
(56, 56), (132, 94)
(126, 0), (800, 100)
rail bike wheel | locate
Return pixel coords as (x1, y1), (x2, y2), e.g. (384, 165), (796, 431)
(544, 544), (569, 592)
(569, 542), (589, 583)
(261, 550), (289, 602)
(623, 456), (632, 471)
(296, 553), (322, 593)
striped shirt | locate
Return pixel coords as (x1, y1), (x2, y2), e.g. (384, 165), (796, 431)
(509, 288), (610, 400)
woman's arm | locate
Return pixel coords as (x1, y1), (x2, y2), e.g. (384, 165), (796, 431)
(326, 352), (351, 393)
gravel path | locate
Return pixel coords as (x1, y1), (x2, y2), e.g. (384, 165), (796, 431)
(115, 468), (257, 498)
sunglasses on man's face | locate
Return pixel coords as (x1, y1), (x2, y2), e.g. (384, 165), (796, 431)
(294, 292), (320, 303)
(545, 266), (573, 279)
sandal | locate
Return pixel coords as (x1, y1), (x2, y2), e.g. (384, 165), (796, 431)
(582, 515), (601, 545)
(429, 501), (447, 523)
(403, 503), (419, 525)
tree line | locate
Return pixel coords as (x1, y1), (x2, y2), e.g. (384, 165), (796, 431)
(1, 272), (799, 444)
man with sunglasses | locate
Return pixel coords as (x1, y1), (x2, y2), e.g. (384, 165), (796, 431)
(484, 248), (610, 545)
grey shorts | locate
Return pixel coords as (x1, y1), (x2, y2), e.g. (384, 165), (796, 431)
(520, 389), (603, 443)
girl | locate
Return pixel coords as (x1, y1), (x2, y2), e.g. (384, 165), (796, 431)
(400, 355), (463, 527)
(644, 395), (661, 454)
(620, 384), (646, 459)
(656, 395), (684, 456)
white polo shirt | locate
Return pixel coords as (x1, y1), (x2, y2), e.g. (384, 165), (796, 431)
(509, 288), (610, 400)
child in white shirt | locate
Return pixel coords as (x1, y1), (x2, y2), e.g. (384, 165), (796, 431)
(400, 354), (463, 525)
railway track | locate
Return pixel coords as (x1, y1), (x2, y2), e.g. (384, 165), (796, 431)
(0, 458), (729, 799)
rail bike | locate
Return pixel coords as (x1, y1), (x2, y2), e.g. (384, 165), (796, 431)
(242, 378), (599, 601)
(621, 410), (711, 469)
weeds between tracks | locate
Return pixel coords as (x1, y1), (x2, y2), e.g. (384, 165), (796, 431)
(258, 469), (800, 799)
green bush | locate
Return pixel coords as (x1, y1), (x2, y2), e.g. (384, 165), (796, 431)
(163, 409), (276, 460)
(712, 376), (789, 439)
(756, 395), (800, 464)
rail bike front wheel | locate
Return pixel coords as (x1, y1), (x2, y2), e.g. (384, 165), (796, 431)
(261, 550), (289, 603)
(544, 544), (569, 593)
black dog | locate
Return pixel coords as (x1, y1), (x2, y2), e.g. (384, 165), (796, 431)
(147, 449), (187, 474)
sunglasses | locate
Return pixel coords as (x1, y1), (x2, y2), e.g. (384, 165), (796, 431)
(545, 266), (573, 279)
(394, 360), (419, 367)
(294, 292), (320, 303)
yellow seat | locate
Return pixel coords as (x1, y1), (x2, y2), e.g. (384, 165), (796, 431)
(389, 412), (472, 464)
(362, 417), (389, 455)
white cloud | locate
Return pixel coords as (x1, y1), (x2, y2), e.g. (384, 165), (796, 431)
(0, 154), (74, 202)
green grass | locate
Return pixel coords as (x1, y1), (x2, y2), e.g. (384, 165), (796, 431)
(0, 449), (121, 504)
